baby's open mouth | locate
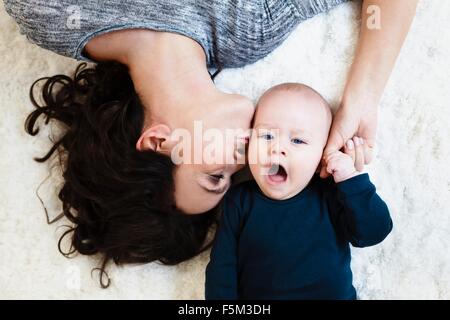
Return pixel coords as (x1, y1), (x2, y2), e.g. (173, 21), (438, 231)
(267, 163), (288, 184)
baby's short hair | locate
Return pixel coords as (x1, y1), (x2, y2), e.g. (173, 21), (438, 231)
(253, 83), (333, 138)
(258, 82), (329, 107)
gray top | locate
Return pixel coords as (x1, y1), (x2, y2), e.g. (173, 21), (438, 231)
(4, 0), (349, 68)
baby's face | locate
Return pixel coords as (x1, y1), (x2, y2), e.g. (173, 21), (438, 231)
(248, 88), (331, 200)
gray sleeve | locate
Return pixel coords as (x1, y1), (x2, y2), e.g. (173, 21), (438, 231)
(3, 0), (352, 67)
(3, 0), (90, 60)
(3, 0), (213, 63)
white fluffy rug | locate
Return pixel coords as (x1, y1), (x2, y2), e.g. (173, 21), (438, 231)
(1, 0), (450, 299)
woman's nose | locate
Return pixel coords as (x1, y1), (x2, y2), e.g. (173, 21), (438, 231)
(232, 135), (249, 162)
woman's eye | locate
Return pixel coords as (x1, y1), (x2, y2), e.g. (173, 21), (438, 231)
(208, 174), (224, 184)
(291, 138), (305, 145)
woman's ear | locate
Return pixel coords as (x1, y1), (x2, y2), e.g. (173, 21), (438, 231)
(136, 124), (173, 155)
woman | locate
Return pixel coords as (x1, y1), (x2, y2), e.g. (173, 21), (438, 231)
(4, 0), (417, 287)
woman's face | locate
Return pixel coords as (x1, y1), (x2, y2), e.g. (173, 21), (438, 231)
(172, 94), (254, 214)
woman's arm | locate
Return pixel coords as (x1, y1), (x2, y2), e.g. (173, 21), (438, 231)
(320, 0), (419, 177)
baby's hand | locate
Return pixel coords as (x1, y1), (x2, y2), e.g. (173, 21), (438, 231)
(323, 136), (366, 183)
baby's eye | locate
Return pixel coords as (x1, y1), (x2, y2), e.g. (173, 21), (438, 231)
(291, 138), (306, 145)
(259, 133), (274, 141)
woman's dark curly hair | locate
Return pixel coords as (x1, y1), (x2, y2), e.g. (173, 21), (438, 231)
(25, 62), (220, 288)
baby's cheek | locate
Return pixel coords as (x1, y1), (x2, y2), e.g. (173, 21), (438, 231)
(247, 142), (259, 173)
(292, 152), (320, 176)
(247, 140), (267, 166)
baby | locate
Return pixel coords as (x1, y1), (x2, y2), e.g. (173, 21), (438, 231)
(205, 83), (393, 300)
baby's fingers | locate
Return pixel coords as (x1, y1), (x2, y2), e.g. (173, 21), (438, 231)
(354, 137), (365, 171)
(326, 158), (338, 175)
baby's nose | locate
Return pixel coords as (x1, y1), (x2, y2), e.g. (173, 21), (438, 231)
(270, 146), (287, 157)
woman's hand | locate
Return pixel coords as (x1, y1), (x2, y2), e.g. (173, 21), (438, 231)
(320, 103), (377, 178)
(320, 0), (418, 179)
